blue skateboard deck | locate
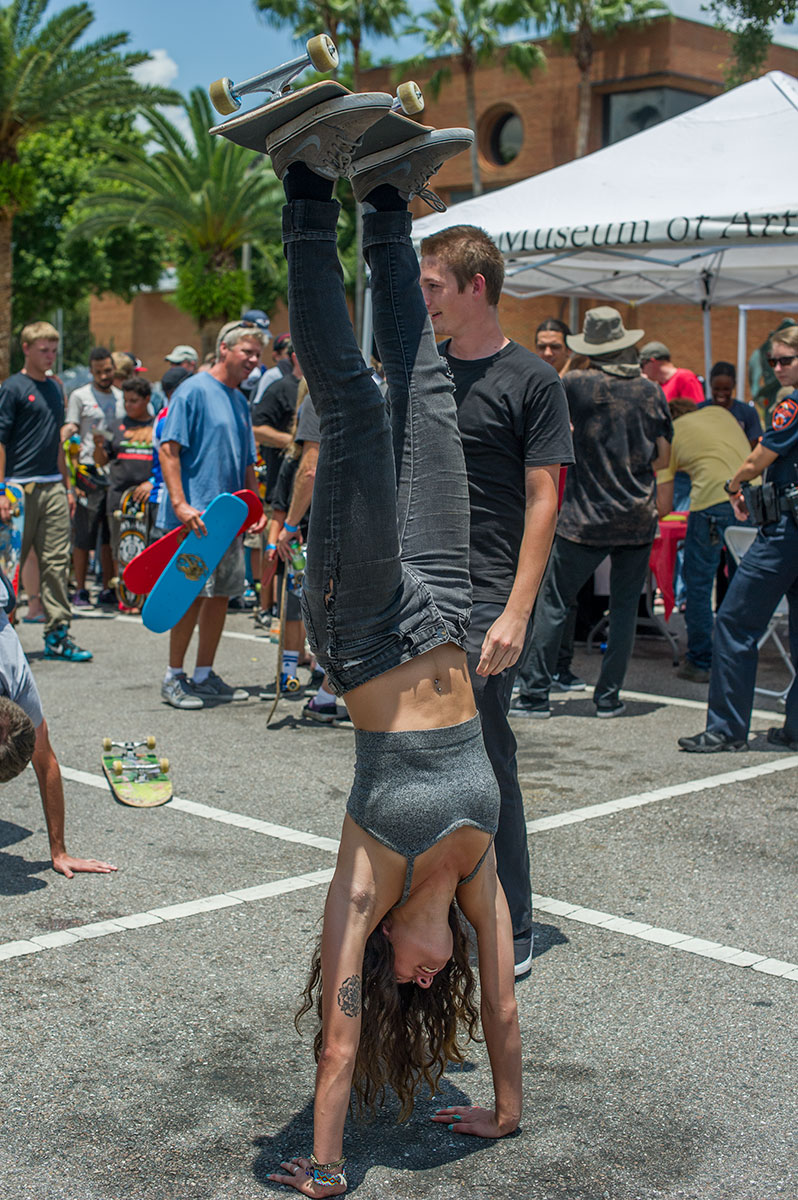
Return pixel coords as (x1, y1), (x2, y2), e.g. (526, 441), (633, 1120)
(142, 493), (248, 634)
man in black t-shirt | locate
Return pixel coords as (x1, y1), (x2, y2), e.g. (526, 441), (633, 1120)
(516, 307), (672, 719)
(420, 226), (573, 979)
(251, 343), (303, 505)
(0, 321), (91, 662)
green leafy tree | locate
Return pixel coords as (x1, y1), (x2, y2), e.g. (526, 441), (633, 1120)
(533, 0), (669, 157)
(408, 0), (546, 195)
(72, 88), (285, 354)
(707, 0), (796, 84)
(0, 0), (176, 376)
(11, 114), (164, 333)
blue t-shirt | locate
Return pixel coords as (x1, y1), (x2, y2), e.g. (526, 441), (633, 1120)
(698, 398), (762, 444)
(156, 373), (256, 530)
(761, 392), (798, 488)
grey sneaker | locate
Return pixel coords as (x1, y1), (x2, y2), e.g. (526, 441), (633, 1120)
(161, 673), (203, 709)
(191, 670), (248, 702)
(350, 127), (473, 210)
(267, 93), (394, 181)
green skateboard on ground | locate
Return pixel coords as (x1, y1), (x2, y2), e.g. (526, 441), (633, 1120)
(101, 737), (172, 808)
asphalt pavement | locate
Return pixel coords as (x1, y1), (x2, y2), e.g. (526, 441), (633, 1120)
(1, 607), (796, 1200)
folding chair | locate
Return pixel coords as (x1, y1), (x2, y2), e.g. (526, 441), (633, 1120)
(724, 525), (795, 705)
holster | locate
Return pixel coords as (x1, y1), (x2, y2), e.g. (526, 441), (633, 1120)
(742, 482), (766, 525)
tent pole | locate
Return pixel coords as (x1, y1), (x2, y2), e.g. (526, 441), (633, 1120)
(737, 307), (748, 405)
(702, 306), (712, 398)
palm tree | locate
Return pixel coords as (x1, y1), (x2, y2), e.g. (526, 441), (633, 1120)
(408, 0), (545, 196)
(534, 0), (669, 157)
(0, 0), (175, 376)
(72, 88), (285, 354)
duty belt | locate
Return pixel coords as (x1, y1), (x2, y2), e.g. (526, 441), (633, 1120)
(741, 481), (798, 526)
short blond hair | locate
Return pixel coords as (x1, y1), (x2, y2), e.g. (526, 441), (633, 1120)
(112, 351), (136, 382)
(216, 321), (268, 355)
(20, 321), (59, 346)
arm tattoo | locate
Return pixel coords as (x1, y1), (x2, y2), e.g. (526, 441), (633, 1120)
(337, 975), (362, 1018)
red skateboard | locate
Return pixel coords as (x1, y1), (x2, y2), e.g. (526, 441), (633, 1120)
(123, 489), (262, 595)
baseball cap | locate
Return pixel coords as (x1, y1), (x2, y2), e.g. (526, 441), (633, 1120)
(639, 340), (671, 362)
(165, 344), (199, 365)
(161, 366), (191, 396)
(241, 309), (271, 331)
(273, 332), (292, 352)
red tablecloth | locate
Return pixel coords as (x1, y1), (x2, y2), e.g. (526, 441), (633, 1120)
(649, 514), (688, 621)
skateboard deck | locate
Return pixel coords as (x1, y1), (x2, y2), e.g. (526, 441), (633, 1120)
(124, 489), (262, 596)
(0, 484), (25, 587)
(142, 492), (248, 634)
(101, 737), (171, 808)
(211, 81), (424, 157)
(114, 487), (151, 610)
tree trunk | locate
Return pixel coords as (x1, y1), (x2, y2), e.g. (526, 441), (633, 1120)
(574, 21), (594, 159)
(0, 211), (12, 380)
(464, 67), (482, 196)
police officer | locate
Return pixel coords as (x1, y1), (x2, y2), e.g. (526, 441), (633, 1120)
(679, 328), (798, 753)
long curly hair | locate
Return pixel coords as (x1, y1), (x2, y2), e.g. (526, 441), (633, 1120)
(296, 901), (481, 1121)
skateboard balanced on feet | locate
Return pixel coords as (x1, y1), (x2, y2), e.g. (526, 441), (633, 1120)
(209, 35), (425, 154)
(101, 737), (172, 808)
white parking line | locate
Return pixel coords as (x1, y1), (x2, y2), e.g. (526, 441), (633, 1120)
(0, 867), (335, 962)
(2, 872), (795, 984)
(526, 755), (798, 833)
(532, 894), (798, 980)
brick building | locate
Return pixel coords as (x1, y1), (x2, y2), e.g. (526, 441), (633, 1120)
(91, 16), (798, 377)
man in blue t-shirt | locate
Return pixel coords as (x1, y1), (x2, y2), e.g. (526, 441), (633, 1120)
(157, 322), (268, 709)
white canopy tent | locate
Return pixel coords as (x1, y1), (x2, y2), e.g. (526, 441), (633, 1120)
(412, 70), (798, 397)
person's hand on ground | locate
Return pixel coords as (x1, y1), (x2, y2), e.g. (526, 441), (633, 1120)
(268, 1157), (347, 1196)
(52, 853), (118, 879)
(431, 1104), (517, 1138)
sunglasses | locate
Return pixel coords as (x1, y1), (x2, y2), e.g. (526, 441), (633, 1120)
(767, 354), (798, 368)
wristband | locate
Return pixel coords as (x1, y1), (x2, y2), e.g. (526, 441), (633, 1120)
(266, 543), (276, 551)
(723, 479), (740, 495)
(284, 522), (299, 533)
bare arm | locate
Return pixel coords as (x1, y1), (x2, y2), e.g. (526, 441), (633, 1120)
(432, 849), (522, 1137)
(276, 441), (319, 562)
(30, 719), (117, 878)
(244, 463), (268, 533)
(727, 442), (778, 520)
(0, 444), (9, 523)
(477, 464), (559, 676)
(651, 436), (671, 474)
(159, 440), (206, 535)
(252, 422), (292, 449)
(656, 477), (674, 519)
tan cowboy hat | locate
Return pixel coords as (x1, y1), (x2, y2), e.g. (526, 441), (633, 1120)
(566, 306), (644, 356)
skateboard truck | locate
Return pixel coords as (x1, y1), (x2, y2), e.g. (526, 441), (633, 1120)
(209, 34), (340, 116)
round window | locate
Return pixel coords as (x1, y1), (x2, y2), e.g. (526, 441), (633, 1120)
(488, 111), (523, 166)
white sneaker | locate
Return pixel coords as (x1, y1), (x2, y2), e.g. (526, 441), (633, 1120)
(350, 127), (473, 210)
(267, 93), (394, 180)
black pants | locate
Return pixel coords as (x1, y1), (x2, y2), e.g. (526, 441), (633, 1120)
(467, 600), (532, 938)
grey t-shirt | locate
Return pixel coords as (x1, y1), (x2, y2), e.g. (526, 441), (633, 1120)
(295, 393), (320, 444)
(0, 611), (44, 728)
(66, 382), (124, 465)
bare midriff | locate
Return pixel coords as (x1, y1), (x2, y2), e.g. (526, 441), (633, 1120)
(343, 643), (477, 732)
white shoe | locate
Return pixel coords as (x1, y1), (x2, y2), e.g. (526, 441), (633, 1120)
(267, 93), (393, 180)
(350, 127), (473, 210)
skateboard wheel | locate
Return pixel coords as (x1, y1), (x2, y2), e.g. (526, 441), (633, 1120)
(397, 81), (424, 115)
(113, 510), (122, 520)
(146, 736), (156, 750)
(159, 758), (170, 774)
(103, 737), (112, 752)
(306, 34), (338, 73)
(112, 760), (123, 775)
(209, 76), (239, 115)
(285, 676), (301, 692)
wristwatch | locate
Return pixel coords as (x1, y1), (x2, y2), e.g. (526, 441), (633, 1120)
(723, 479), (740, 495)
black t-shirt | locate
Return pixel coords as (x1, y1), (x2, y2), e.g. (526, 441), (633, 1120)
(251, 374), (300, 502)
(0, 372), (65, 477)
(558, 368), (673, 546)
(445, 340), (573, 604)
(105, 417), (154, 509)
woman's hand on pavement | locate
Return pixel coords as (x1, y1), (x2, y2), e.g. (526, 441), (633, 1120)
(431, 1104), (517, 1138)
(267, 1157), (347, 1196)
